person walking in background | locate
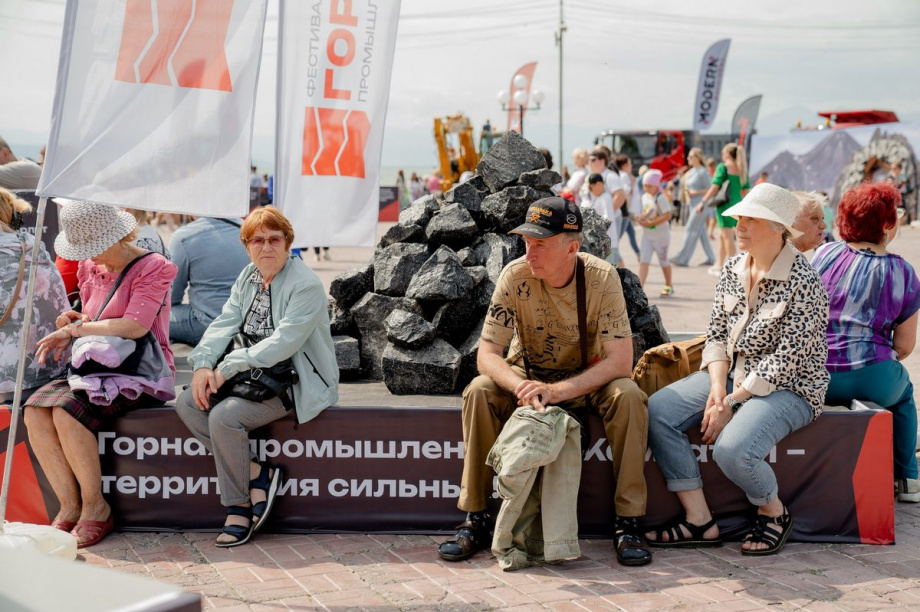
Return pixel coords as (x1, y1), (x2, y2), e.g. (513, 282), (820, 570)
(613, 154), (640, 264)
(812, 183), (920, 503)
(582, 173), (618, 265)
(396, 170), (410, 211)
(705, 157), (718, 240)
(409, 172), (424, 201)
(564, 148), (589, 206)
(636, 169), (674, 295)
(671, 148), (715, 268)
(700, 143), (750, 277)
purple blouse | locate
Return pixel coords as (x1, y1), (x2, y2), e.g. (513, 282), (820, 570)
(812, 241), (920, 371)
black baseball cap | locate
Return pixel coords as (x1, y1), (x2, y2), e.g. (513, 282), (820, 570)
(509, 196), (583, 239)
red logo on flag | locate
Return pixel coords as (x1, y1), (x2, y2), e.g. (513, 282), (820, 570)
(115, 0), (233, 92)
(302, 107), (370, 178)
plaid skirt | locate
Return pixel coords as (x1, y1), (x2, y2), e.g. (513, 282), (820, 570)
(24, 379), (154, 433)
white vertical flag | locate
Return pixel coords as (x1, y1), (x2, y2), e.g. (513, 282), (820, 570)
(37, 0), (268, 216)
(692, 39), (731, 132)
(275, 0), (401, 248)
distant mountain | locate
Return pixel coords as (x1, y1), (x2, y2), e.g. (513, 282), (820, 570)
(757, 130), (861, 193)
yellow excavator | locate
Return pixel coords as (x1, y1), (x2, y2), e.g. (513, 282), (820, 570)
(433, 114), (502, 191)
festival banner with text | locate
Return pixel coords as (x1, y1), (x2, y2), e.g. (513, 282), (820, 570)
(37, 0), (268, 216)
(275, 0), (401, 248)
(692, 39), (731, 132)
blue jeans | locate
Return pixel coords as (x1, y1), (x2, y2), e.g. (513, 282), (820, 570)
(169, 303), (209, 345)
(671, 204), (715, 266)
(648, 371), (813, 506)
(619, 217), (640, 256)
(826, 360), (917, 479)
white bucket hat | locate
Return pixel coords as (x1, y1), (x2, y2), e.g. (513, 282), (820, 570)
(722, 183), (804, 239)
(54, 200), (137, 260)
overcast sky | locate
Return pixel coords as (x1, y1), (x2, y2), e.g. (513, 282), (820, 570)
(2, 0), (918, 177)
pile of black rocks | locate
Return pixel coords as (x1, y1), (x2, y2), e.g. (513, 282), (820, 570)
(328, 131), (668, 395)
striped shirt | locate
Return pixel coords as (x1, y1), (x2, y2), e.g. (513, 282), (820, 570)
(812, 241), (920, 371)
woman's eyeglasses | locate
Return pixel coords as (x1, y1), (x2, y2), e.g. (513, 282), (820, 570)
(897, 207), (906, 220)
(247, 236), (285, 249)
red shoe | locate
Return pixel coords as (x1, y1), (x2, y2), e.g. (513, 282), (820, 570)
(51, 519), (77, 532)
(72, 515), (114, 548)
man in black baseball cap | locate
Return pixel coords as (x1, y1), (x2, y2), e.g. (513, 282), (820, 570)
(438, 196), (652, 568)
(508, 196), (582, 239)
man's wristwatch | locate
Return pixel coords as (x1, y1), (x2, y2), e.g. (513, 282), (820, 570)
(725, 396), (745, 414)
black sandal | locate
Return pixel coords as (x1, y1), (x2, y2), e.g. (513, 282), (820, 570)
(647, 516), (722, 548)
(215, 505), (253, 548)
(740, 507), (793, 556)
(250, 462), (283, 533)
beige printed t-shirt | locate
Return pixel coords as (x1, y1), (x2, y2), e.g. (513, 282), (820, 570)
(482, 252), (631, 383)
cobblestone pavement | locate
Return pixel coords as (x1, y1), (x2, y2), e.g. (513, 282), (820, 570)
(82, 222), (920, 611)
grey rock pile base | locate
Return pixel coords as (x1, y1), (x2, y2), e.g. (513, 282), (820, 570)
(328, 131), (668, 394)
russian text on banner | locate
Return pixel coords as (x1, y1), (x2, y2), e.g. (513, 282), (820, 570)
(37, 0), (268, 217)
(274, 0), (401, 248)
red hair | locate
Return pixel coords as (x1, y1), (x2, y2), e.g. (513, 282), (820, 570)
(240, 206), (295, 248)
(836, 182), (900, 244)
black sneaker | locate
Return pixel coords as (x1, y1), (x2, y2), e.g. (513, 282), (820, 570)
(437, 512), (492, 562)
(614, 516), (652, 566)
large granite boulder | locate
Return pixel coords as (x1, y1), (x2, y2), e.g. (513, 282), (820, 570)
(378, 223), (426, 249)
(475, 233), (523, 283)
(405, 246), (475, 302)
(480, 185), (554, 233)
(456, 321), (484, 392)
(443, 180), (483, 212)
(519, 168), (563, 191)
(351, 293), (423, 379)
(329, 299), (358, 337)
(579, 207), (612, 260)
(476, 131), (547, 193)
(329, 263), (373, 309)
(398, 194), (440, 228)
(373, 243), (430, 297)
(385, 309), (435, 350)
(425, 204), (479, 249)
(333, 336), (360, 379)
(382, 338), (462, 395)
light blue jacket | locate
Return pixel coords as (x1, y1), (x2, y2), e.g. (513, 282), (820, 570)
(188, 257), (339, 424)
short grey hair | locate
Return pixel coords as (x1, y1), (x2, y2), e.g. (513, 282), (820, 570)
(565, 232), (584, 247)
(767, 220), (791, 241)
(793, 191), (826, 217)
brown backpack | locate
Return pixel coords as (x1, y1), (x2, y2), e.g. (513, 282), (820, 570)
(631, 335), (707, 396)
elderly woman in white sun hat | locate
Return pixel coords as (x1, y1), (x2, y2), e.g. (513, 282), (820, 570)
(644, 183), (829, 556)
(23, 200), (176, 548)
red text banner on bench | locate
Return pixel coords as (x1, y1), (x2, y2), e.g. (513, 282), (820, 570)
(1, 406), (893, 544)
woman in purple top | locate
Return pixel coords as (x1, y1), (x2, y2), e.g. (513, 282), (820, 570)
(812, 182), (920, 502)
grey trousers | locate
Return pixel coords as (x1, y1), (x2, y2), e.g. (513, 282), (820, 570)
(174, 388), (288, 506)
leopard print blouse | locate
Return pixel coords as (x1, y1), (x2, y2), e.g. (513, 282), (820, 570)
(701, 242), (830, 418)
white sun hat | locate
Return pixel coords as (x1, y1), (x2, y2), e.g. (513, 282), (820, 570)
(722, 183), (804, 239)
(54, 200), (137, 260)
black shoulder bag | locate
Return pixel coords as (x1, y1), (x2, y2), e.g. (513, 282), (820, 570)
(68, 252), (161, 376)
(207, 302), (299, 412)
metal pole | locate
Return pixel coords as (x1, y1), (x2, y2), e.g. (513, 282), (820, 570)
(557, 0), (565, 172)
(0, 197), (47, 529)
(520, 104), (525, 137)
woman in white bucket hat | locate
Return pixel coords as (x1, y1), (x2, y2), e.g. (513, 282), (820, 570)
(23, 200), (177, 548)
(644, 183), (830, 556)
